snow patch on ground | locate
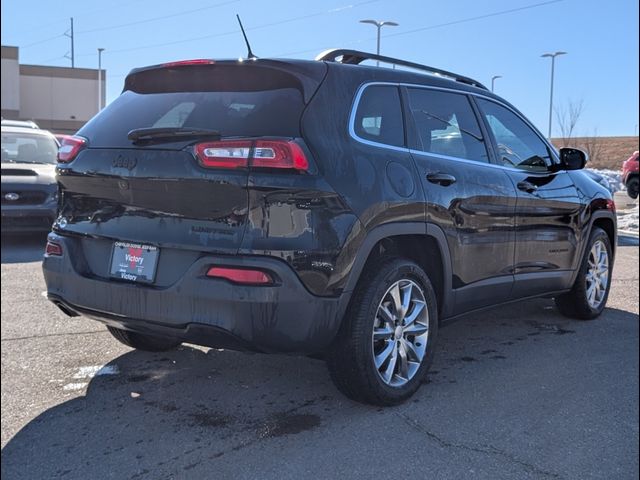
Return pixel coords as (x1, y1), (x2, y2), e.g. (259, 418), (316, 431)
(618, 205), (639, 232)
(586, 168), (623, 193)
(585, 169), (638, 233)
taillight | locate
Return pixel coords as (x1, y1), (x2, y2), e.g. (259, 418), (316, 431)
(251, 141), (308, 171)
(194, 140), (309, 172)
(45, 241), (63, 256)
(57, 136), (87, 163)
(206, 266), (273, 285)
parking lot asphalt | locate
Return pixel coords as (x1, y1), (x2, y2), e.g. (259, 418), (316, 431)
(1, 233), (638, 480)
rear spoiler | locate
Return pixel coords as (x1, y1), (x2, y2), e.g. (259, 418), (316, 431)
(123, 59), (328, 104)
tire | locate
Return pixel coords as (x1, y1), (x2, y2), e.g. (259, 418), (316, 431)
(326, 257), (438, 406)
(107, 326), (181, 352)
(627, 177), (639, 199)
(555, 227), (612, 320)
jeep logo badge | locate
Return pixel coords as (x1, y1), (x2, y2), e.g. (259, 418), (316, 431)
(4, 192), (20, 201)
(112, 154), (137, 170)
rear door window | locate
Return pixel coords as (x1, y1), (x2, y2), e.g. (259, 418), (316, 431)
(406, 88), (489, 162)
(353, 85), (405, 147)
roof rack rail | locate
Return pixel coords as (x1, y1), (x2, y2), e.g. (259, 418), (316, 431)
(315, 49), (488, 90)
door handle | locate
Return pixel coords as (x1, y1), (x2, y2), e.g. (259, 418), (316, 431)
(517, 180), (538, 193)
(426, 172), (457, 186)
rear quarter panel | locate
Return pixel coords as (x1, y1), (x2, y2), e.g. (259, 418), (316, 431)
(297, 65), (427, 296)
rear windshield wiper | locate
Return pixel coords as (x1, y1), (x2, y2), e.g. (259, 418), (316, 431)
(127, 127), (221, 144)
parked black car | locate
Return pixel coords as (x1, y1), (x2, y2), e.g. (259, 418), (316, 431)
(43, 50), (617, 405)
(2, 125), (59, 233)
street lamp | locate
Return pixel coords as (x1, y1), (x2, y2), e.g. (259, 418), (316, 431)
(491, 75), (502, 93)
(541, 51), (567, 138)
(97, 48), (105, 111)
(359, 19), (399, 66)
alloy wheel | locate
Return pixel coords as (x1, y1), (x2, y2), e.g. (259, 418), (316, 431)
(372, 279), (429, 387)
(585, 239), (609, 309)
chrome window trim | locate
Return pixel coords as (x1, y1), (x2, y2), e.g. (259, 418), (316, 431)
(348, 82), (407, 153)
(348, 81), (560, 174)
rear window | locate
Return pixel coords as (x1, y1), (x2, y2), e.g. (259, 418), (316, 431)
(1, 131), (58, 164)
(79, 65), (307, 147)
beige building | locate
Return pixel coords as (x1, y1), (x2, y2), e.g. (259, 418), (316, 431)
(1, 45), (105, 134)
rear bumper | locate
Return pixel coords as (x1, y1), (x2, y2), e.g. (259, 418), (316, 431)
(1, 204), (56, 232)
(42, 233), (343, 354)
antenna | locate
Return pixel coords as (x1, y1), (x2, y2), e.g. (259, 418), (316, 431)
(236, 14), (257, 60)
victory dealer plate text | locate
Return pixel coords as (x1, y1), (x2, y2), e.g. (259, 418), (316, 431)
(110, 242), (159, 283)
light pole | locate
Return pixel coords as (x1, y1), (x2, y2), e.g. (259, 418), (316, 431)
(541, 51), (567, 138)
(359, 19), (399, 66)
(491, 75), (502, 93)
(97, 48), (105, 111)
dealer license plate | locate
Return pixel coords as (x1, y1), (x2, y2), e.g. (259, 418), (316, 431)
(109, 241), (159, 283)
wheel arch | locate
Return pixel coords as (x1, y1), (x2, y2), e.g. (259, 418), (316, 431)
(569, 209), (617, 286)
(592, 215), (616, 253)
(336, 222), (454, 323)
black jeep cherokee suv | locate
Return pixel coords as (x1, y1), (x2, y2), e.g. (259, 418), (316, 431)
(43, 50), (617, 405)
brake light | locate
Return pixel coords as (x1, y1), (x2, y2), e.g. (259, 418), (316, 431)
(206, 266), (273, 285)
(252, 141), (308, 170)
(57, 136), (87, 163)
(194, 140), (308, 171)
(45, 241), (63, 256)
(162, 59), (215, 68)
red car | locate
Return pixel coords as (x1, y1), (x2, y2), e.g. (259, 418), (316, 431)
(622, 151), (639, 199)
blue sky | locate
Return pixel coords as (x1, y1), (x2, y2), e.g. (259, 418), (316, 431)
(2, 0), (638, 136)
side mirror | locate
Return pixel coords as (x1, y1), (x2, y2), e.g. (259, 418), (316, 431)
(559, 147), (587, 170)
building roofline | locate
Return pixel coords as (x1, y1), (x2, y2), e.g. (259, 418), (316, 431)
(20, 64), (104, 80)
(1, 45), (19, 60)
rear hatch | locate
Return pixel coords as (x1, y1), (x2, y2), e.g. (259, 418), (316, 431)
(56, 59), (327, 273)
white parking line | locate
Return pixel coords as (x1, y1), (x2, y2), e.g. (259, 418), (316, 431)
(72, 365), (120, 379)
(62, 364), (120, 392)
(63, 382), (88, 391)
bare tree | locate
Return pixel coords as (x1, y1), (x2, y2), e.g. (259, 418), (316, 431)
(555, 98), (585, 146)
(580, 128), (604, 167)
